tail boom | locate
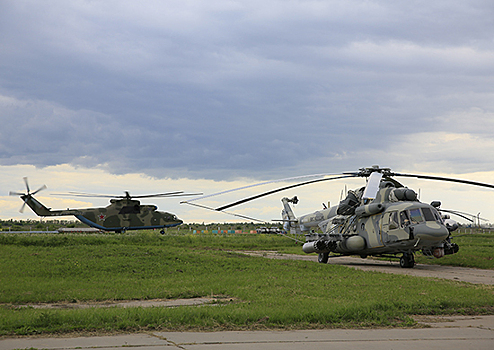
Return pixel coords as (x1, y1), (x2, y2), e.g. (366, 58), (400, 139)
(21, 195), (80, 217)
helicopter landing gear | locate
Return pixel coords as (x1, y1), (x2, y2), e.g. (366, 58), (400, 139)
(318, 252), (329, 264)
(160, 229), (165, 235)
(400, 253), (415, 268)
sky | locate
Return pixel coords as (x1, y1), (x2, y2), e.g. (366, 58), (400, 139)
(1, 0), (494, 225)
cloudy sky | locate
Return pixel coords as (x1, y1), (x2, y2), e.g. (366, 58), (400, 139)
(1, 0), (494, 225)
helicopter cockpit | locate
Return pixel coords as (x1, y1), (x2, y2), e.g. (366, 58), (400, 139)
(399, 207), (443, 227)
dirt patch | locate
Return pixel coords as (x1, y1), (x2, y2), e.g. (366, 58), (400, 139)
(7, 296), (237, 310)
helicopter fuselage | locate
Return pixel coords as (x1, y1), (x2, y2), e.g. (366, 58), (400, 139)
(334, 201), (450, 255)
(288, 184), (458, 267)
(21, 195), (183, 232)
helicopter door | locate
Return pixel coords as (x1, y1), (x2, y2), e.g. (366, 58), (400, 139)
(381, 212), (391, 244)
(381, 211), (403, 244)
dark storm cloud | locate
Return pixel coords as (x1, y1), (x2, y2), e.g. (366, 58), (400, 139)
(1, 0), (494, 180)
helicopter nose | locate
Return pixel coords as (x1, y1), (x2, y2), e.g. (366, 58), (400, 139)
(172, 215), (183, 225)
(412, 222), (449, 243)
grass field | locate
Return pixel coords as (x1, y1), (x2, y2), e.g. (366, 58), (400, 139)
(1, 230), (493, 336)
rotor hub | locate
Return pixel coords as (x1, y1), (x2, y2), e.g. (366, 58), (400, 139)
(357, 165), (392, 177)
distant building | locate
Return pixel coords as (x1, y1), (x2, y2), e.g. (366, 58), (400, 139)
(57, 227), (103, 233)
(256, 227), (283, 234)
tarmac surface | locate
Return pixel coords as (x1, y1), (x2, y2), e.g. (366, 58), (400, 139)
(2, 315), (494, 349)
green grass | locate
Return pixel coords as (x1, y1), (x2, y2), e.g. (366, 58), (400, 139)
(1, 231), (493, 336)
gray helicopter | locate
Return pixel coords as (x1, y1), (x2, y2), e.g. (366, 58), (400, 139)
(183, 166), (494, 268)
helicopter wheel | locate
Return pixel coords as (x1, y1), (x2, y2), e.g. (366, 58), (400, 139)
(160, 229), (165, 235)
(318, 252), (329, 264)
(400, 253), (415, 268)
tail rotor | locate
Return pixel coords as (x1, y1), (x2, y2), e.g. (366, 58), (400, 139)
(9, 177), (47, 213)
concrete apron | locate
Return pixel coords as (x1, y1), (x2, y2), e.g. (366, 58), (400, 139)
(2, 315), (494, 350)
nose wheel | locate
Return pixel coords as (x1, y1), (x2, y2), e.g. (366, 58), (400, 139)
(400, 253), (415, 268)
(318, 252), (329, 264)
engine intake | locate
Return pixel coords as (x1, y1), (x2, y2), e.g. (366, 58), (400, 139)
(355, 203), (384, 217)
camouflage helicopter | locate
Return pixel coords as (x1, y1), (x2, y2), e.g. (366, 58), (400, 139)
(183, 166), (494, 268)
(10, 178), (200, 233)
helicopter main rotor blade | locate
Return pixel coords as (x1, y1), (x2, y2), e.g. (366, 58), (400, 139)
(185, 172), (350, 204)
(53, 191), (201, 199)
(446, 209), (488, 221)
(152, 192), (204, 198)
(362, 172), (383, 201)
(185, 201), (267, 223)
(132, 192), (203, 198)
(438, 209), (474, 222)
(125, 191), (183, 198)
(438, 209), (488, 222)
(215, 175), (356, 211)
(53, 192), (119, 198)
(392, 172), (494, 190)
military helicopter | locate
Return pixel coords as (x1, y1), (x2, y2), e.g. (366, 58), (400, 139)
(183, 166), (494, 268)
(10, 178), (200, 233)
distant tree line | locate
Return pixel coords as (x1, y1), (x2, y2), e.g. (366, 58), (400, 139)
(0, 219), (283, 233)
(0, 219), (87, 231)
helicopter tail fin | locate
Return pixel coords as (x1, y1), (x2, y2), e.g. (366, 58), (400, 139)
(19, 194), (54, 216)
(281, 196), (302, 235)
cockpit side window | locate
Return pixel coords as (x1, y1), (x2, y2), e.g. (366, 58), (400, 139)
(409, 208), (424, 224)
(400, 211), (410, 228)
(431, 208), (443, 223)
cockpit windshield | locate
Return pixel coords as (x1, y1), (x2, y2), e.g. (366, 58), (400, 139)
(421, 207), (436, 221)
(400, 207), (443, 227)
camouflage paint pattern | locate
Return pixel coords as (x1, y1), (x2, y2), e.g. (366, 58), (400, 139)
(294, 182), (453, 259)
(21, 195), (183, 232)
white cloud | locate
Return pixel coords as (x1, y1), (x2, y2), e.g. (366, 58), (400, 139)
(383, 131), (494, 174)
